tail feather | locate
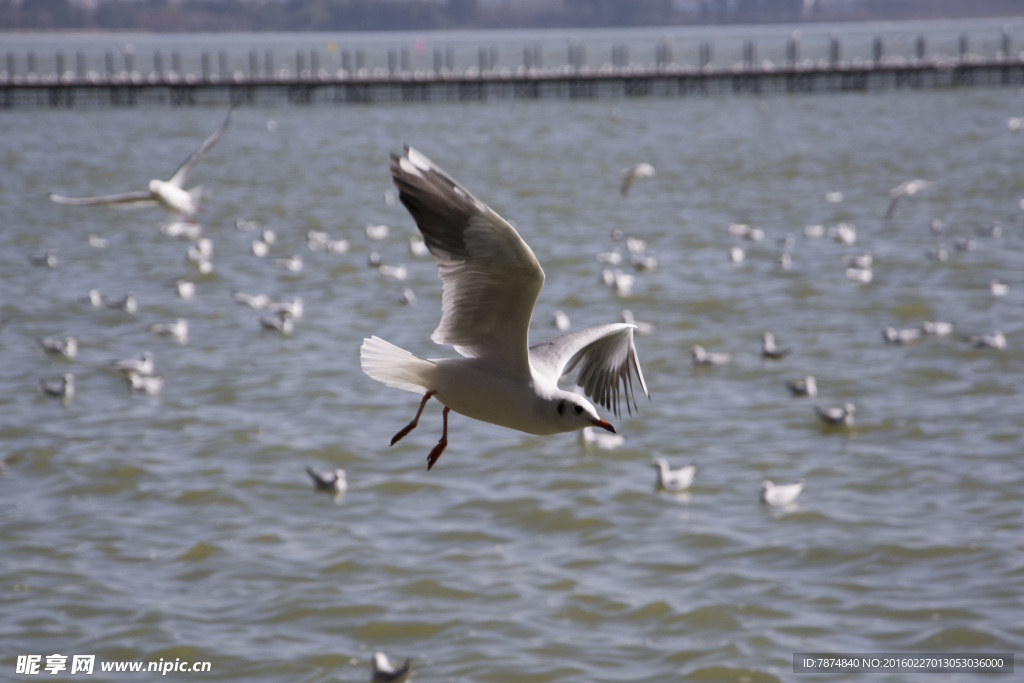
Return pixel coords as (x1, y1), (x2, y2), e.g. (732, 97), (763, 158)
(360, 336), (434, 394)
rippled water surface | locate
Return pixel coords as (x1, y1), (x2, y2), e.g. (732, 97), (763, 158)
(2, 48), (1024, 682)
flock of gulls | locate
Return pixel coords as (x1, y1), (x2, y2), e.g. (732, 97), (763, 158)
(25, 105), (1018, 679)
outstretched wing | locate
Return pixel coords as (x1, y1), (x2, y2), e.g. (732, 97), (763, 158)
(389, 146), (544, 380)
(167, 106), (233, 188)
(530, 323), (650, 417)
(48, 191), (156, 207)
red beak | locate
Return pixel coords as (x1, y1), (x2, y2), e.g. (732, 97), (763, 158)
(591, 419), (616, 433)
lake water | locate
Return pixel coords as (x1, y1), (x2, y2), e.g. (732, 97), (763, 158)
(2, 23), (1024, 683)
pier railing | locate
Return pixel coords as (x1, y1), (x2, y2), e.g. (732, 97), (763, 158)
(2, 29), (1022, 108)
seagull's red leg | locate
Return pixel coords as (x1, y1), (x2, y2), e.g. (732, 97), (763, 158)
(390, 390), (436, 446)
(426, 406), (450, 471)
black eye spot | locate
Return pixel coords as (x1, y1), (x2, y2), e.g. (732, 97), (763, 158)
(573, 404), (584, 415)
(557, 400), (566, 416)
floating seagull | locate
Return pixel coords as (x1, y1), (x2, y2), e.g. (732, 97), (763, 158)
(408, 234), (430, 257)
(258, 312), (294, 336)
(990, 280), (1008, 297)
(619, 162), (655, 196)
(36, 336), (78, 359)
(126, 372), (164, 395)
(365, 223), (391, 240)
(251, 240), (270, 257)
(579, 425), (625, 450)
(727, 246), (745, 264)
(104, 292), (137, 314)
(844, 266), (873, 284)
(803, 224), (825, 238)
(882, 326), (922, 345)
(48, 108), (232, 222)
(87, 233), (109, 249)
(82, 288), (103, 308)
(842, 251), (873, 269)
(975, 223), (1003, 239)
(830, 223), (857, 245)
(305, 466), (347, 494)
(149, 318), (189, 344)
(825, 190), (844, 203)
(176, 280), (196, 299)
(761, 332), (791, 360)
(966, 331), (1006, 350)
(777, 253), (792, 270)
(111, 351), (154, 376)
(691, 345), (731, 366)
(652, 457), (696, 492)
(39, 373), (74, 401)
(270, 255), (303, 272)
(361, 147), (649, 471)
(371, 652), (412, 683)
(760, 479), (804, 507)
(815, 403), (855, 426)
(885, 179), (933, 219)
(921, 320), (955, 337)
(232, 291), (270, 309)
(953, 237), (976, 252)
(785, 375), (817, 397)
(28, 250), (58, 268)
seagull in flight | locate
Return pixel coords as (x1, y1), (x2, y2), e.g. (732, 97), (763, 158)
(619, 162), (656, 196)
(884, 178), (933, 219)
(48, 108), (233, 223)
(361, 147), (650, 470)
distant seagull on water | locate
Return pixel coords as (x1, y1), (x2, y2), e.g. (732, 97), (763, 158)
(111, 352), (155, 376)
(579, 425), (626, 450)
(305, 467), (347, 494)
(652, 457), (696, 493)
(39, 373), (74, 401)
(761, 332), (791, 359)
(361, 147), (649, 471)
(760, 479), (804, 507)
(966, 331), (1006, 350)
(48, 107), (233, 223)
(921, 321), (955, 337)
(815, 403), (855, 426)
(36, 336), (78, 359)
(691, 345), (731, 366)
(883, 326), (922, 345)
(786, 375), (817, 397)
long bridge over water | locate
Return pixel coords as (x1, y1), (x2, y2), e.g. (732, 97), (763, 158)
(3, 29), (1022, 108)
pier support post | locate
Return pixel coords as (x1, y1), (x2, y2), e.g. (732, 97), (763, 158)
(873, 36), (883, 64)
(829, 31), (841, 66)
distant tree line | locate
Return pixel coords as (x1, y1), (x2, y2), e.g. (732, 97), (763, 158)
(0, 0), (1020, 32)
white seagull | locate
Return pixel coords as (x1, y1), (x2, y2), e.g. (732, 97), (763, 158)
(967, 331), (1006, 350)
(882, 326), (922, 345)
(760, 479), (804, 507)
(652, 457), (696, 492)
(579, 425), (626, 450)
(305, 466), (347, 494)
(39, 373), (75, 401)
(619, 162), (655, 196)
(111, 352), (155, 376)
(691, 345), (731, 366)
(149, 318), (189, 344)
(761, 332), (792, 360)
(921, 320), (955, 337)
(48, 108), (233, 223)
(815, 403), (855, 426)
(371, 652), (412, 683)
(361, 147), (649, 470)
(785, 375), (818, 397)
(36, 336), (78, 359)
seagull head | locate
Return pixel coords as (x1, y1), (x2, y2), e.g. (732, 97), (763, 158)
(552, 391), (615, 434)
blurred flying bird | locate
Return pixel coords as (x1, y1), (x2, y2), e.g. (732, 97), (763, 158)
(619, 162), (655, 196)
(49, 107), (233, 222)
(885, 179), (933, 219)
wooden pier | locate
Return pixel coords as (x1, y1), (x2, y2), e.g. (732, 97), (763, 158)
(3, 31), (1022, 108)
